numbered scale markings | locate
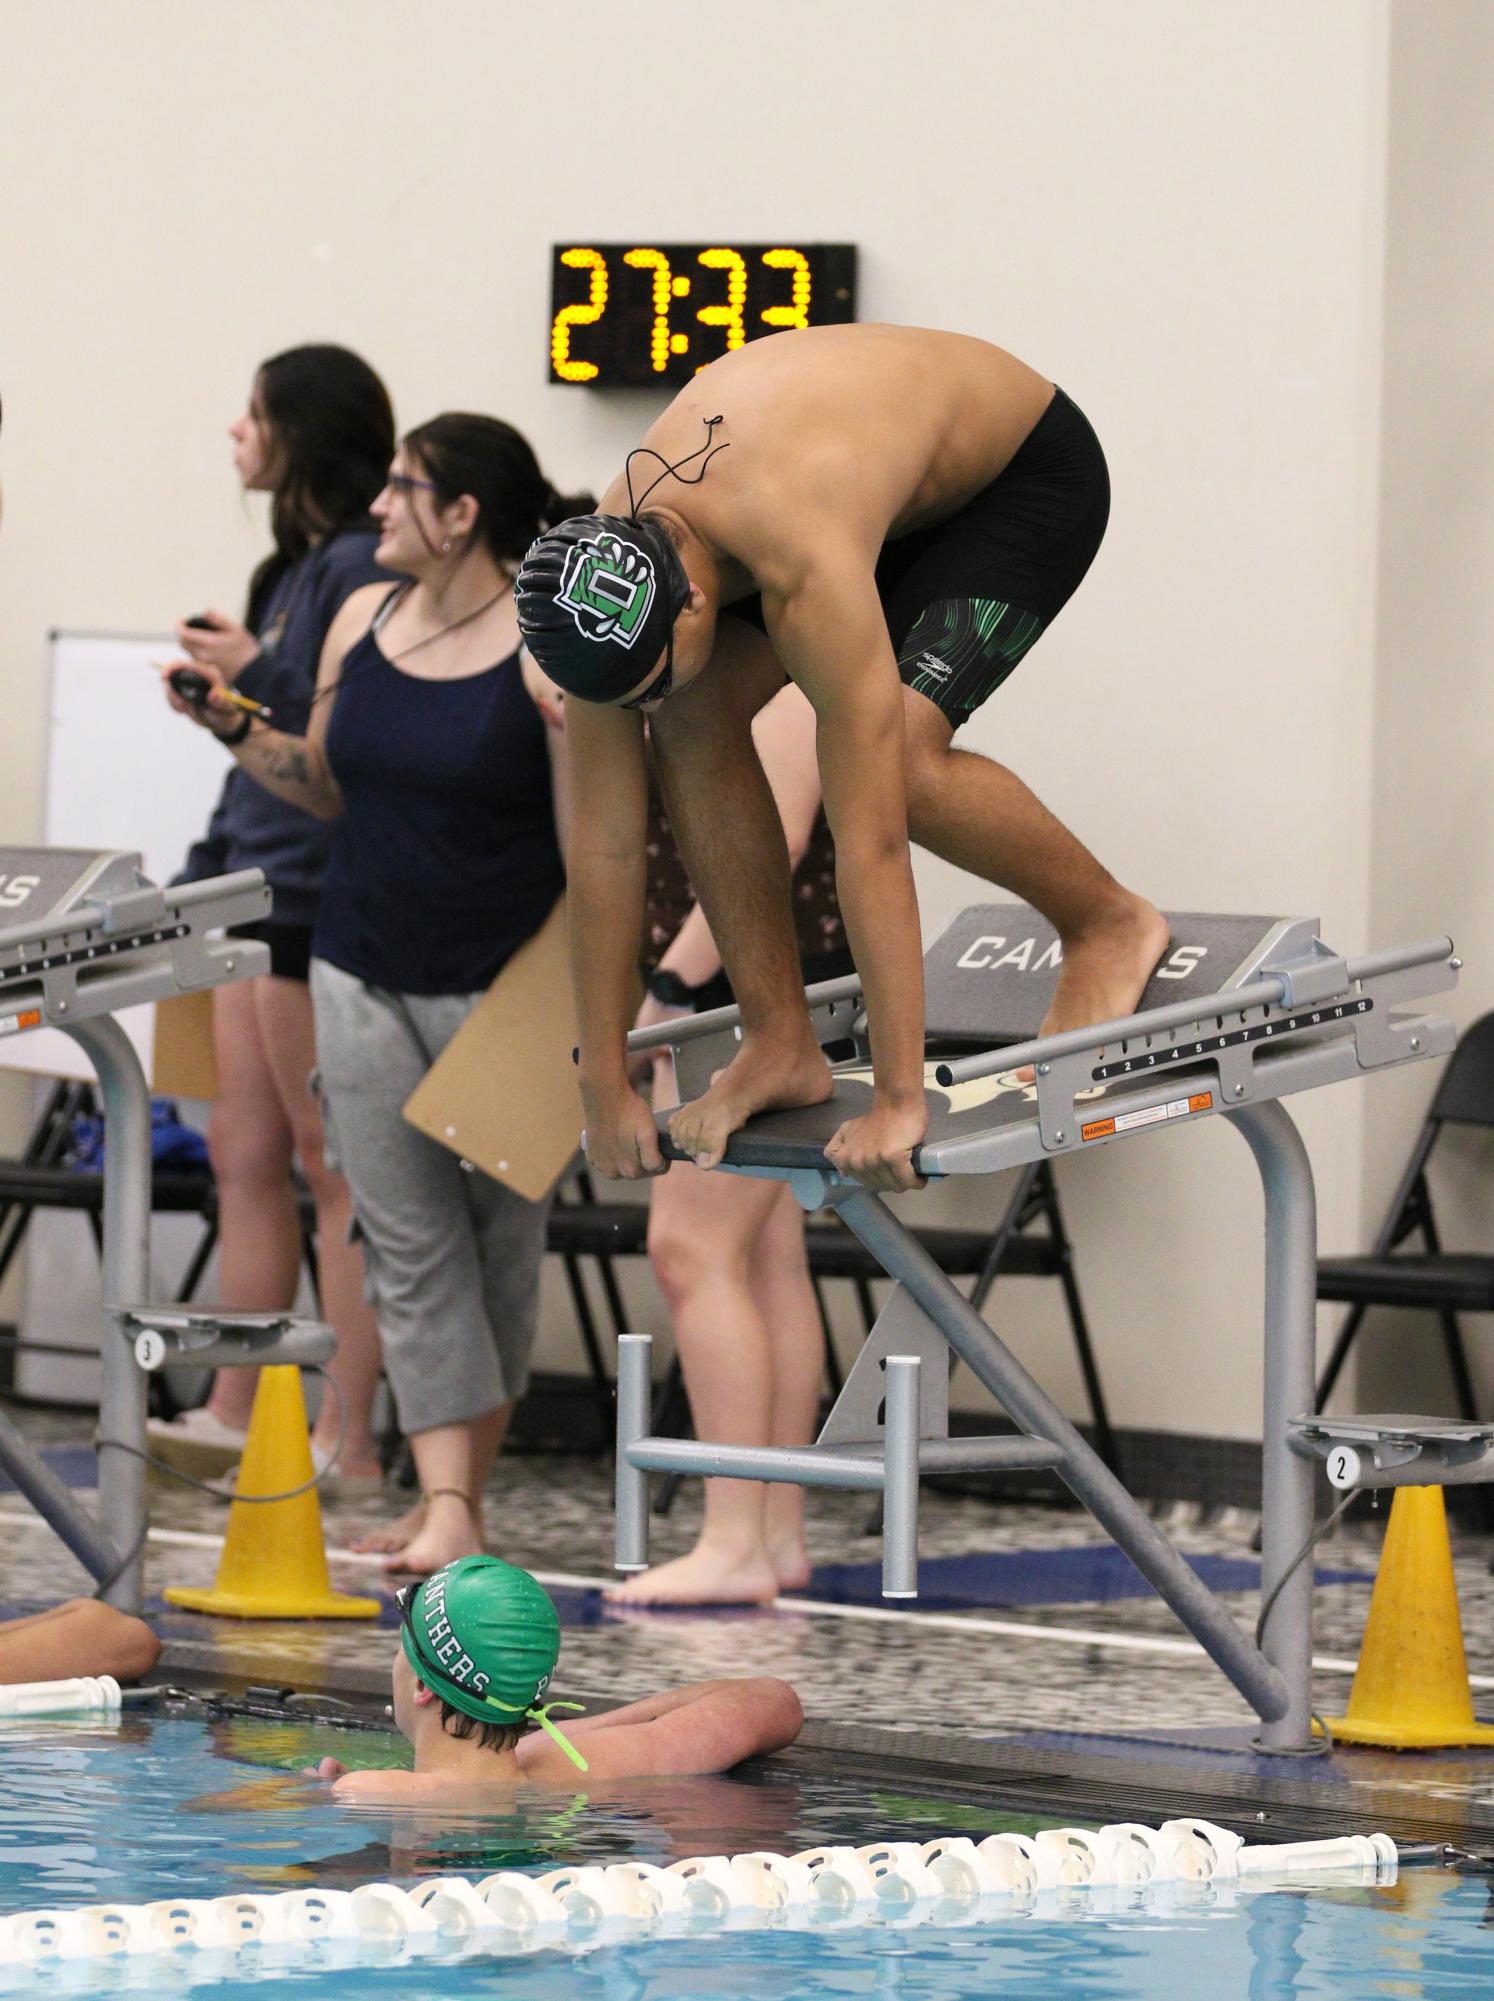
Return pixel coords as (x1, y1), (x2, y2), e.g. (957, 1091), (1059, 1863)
(0, 922), (191, 987)
(1090, 996), (1373, 1082)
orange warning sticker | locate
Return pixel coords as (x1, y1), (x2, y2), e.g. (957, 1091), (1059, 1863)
(1082, 1089), (1216, 1143)
(0, 1008), (42, 1038)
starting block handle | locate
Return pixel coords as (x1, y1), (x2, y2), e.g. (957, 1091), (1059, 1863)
(624, 972), (864, 1056)
(1290, 1418), (1494, 1491)
(0, 902), (111, 954)
(118, 1309), (335, 1373)
(933, 935), (1454, 1089)
(1324, 1443), (1494, 1491)
(170, 869), (271, 918)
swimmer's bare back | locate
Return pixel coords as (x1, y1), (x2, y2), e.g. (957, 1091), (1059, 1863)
(563, 323), (1152, 1197)
(596, 325), (1054, 602)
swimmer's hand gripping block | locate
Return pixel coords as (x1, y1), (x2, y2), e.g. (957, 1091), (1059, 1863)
(164, 1366), (378, 1620)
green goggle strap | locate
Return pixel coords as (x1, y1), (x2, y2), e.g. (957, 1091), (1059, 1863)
(482, 1689), (590, 1773)
(527, 1700), (589, 1773)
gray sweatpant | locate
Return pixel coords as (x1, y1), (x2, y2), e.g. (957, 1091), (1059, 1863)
(310, 956), (551, 1436)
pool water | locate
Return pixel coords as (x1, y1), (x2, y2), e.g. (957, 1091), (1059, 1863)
(0, 1710), (1084, 1909)
(2, 1712), (1491, 1998)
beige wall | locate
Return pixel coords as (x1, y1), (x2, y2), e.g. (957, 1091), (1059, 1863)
(1, 1), (1444, 1439)
(1358, 0), (1494, 1419)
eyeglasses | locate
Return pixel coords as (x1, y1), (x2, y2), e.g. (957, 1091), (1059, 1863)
(384, 471), (439, 498)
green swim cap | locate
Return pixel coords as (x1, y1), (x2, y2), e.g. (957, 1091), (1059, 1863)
(398, 1556), (588, 1771)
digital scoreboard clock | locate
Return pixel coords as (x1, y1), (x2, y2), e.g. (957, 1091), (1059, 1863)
(549, 243), (856, 388)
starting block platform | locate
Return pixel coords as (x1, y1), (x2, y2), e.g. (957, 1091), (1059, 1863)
(0, 847), (332, 1611)
(616, 902), (1459, 1751)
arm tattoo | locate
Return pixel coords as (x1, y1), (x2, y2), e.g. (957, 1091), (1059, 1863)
(265, 742), (312, 786)
(235, 728), (335, 812)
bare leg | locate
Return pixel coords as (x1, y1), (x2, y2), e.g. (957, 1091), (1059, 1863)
(378, 1407), (513, 1575)
(204, 980), (300, 1433)
(748, 1185), (822, 1589)
(902, 692), (1168, 1046)
(652, 623), (832, 1164)
(609, 1075), (820, 1603)
(467, 1401), (513, 1520)
(254, 979), (384, 1478)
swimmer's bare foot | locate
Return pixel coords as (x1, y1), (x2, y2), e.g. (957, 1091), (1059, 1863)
(605, 1542), (781, 1608)
(351, 1497), (425, 1556)
(668, 1035), (833, 1170)
(768, 1539), (812, 1595)
(381, 1491), (484, 1576)
(1023, 894), (1170, 1078)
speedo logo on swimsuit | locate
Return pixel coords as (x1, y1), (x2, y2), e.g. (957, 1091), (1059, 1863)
(914, 652), (953, 684)
(555, 532), (656, 648)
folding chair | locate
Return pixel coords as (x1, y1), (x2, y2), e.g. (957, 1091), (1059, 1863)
(1314, 1009), (1494, 1417)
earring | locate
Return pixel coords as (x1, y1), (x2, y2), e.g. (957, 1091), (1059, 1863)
(441, 538), (452, 554)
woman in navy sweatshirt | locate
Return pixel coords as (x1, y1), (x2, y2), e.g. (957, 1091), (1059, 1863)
(149, 347), (395, 1487)
(162, 412), (586, 1575)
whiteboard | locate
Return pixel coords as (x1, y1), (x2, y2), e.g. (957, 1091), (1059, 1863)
(45, 630), (231, 879)
(0, 630), (234, 1080)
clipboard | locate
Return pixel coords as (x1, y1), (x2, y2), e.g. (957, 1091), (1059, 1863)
(151, 990), (220, 1100)
(401, 895), (585, 1201)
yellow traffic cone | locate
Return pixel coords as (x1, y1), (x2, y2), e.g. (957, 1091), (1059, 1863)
(166, 1366), (380, 1620)
(1324, 1485), (1494, 1748)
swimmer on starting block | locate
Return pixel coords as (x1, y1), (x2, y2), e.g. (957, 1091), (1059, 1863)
(517, 325), (1166, 1192)
(311, 1556), (802, 1799)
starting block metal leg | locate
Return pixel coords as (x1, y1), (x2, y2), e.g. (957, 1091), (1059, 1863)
(830, 1184), (1295, 1729)
(0, 1403), (123, 1583)
(0, 1015), (150, 1611)
(1229, 1101), (1317, 1750)
(882, 1356), (921, 1598)
(616, 1334), (652, 1572)
(73, 1016), (150, 1612)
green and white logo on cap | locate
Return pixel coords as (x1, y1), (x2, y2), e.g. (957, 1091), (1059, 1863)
(555, 531), (657, 648)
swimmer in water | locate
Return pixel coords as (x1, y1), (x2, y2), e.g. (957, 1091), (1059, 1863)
(517, 324), (1166, 1194)
(313, 1556), (802, 1799)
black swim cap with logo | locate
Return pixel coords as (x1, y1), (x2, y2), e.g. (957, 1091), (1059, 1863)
(516, 513), (690, 703)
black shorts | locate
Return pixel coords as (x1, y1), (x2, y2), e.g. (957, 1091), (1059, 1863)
(732, 386), (1109, 726)
(227, 919), (313, 983)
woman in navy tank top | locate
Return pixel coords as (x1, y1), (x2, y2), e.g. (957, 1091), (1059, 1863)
(163, 412), (592, 1575)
